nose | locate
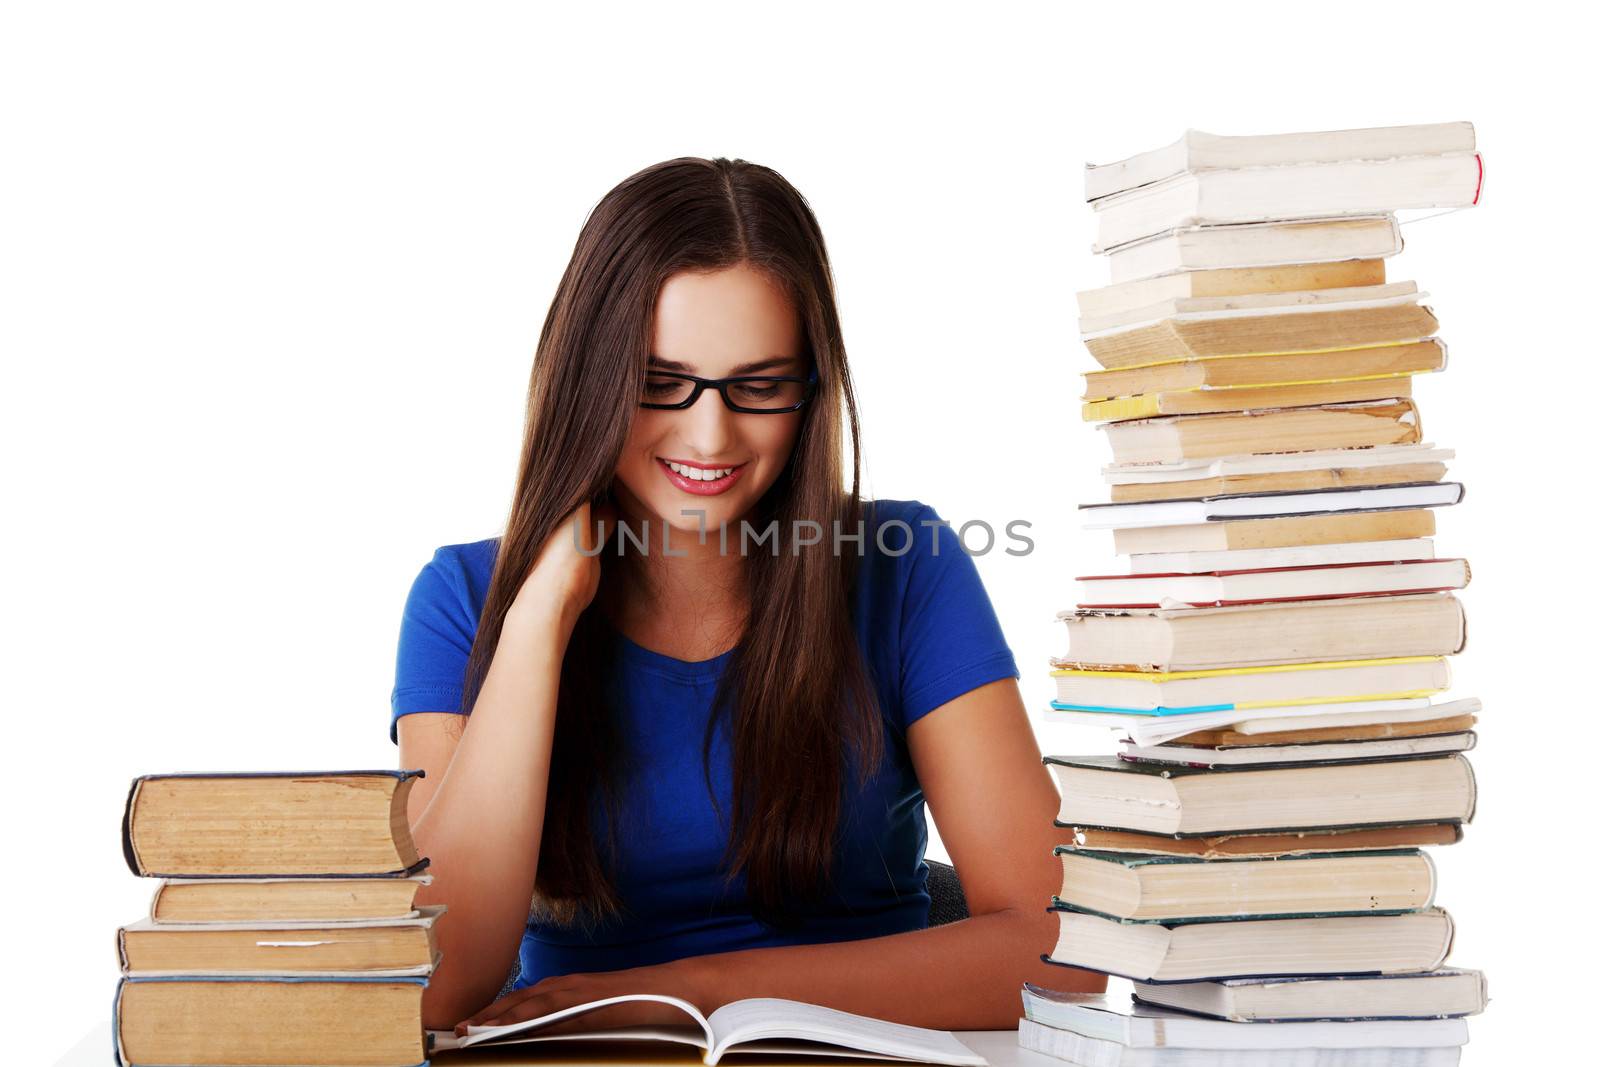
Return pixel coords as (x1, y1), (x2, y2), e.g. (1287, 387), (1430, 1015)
(678, 385), (737, 457)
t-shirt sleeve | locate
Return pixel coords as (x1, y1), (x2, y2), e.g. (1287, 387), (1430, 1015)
(895, 503), (1021, 730)
(389, 549), (477, 743)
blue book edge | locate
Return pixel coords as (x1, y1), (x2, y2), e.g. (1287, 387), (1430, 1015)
(1050, 700), (1235, 716)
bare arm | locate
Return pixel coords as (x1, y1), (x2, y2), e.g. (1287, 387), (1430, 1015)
(399, 612), (566, 1028)
(670, 677), (1103, 1028)
(461, 676), (1104, 1033)
(397, 503), (608, 1029)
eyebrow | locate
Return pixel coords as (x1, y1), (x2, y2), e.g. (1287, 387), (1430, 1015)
(648, 355), (801, 375)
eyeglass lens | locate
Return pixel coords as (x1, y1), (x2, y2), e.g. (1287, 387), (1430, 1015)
(642, 375), (809, 411)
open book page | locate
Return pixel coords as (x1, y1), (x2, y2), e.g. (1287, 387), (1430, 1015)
(705, 999), (987, 1066)
(429, 993), (713, 1053)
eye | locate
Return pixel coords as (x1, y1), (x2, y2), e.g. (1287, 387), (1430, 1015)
(728, 379), (806, 410)
(642, 376), (693, 403)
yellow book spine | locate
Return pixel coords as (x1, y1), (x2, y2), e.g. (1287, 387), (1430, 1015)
(1080, 371), (1422, 422)
(1097, 337), (1437, 374)
(1199, 370), (1424, 392)
(1229, 688), (1443, 711)
(1082, 394), (1160, 421)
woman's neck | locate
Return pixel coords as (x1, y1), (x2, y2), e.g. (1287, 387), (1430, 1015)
(601, 508), (750, 662)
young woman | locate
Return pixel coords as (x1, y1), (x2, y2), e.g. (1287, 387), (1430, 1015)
(391, 156), (1103, 1034)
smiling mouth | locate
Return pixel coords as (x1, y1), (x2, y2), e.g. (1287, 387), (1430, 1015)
(656, 457), (747, 495)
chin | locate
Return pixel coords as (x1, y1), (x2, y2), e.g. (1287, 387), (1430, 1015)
(654, 494), (748, 534)
(613, 478), (751, 540)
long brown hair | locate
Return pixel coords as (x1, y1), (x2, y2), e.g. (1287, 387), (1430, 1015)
(459, 157), (884, 930)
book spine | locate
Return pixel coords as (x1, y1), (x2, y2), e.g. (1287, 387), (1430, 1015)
(1055, 813), (1466, 837)
(121, 771), (425, 879)
(111, 976), (432, 1067)
(1048, 897), (1426, 926)
(120, 776), (144, 877)
(111, 977), (124, 1067)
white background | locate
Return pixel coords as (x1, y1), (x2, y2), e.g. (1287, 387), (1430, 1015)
(6, 2), (1594, 1062)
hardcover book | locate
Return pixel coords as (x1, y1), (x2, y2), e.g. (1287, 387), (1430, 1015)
(1044, 753), (1476, 835)
(114, 975), (431, 1067)
(1021, 980), (1472, 1044)
(1053, 847), (1435, 922)
(122, 770), (425, 878)
(1045, 904), (1455, 982)
(150, 873), (433, 924)
(1056, 593), (1466, 671)
(1102, 216), (1404, 284)
(1083, 123), (1478, 202)
(1063, 822), (1464, 860)
(1017, 1018), (1462, 1065)
(1088, 152), (1482, 251)
(117, 907), (444, 977)
(1129, 969), (1489, 1022)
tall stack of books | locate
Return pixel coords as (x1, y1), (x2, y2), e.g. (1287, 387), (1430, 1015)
(1025, 123), (1489, 1065)
(114, 770), (441, 1067)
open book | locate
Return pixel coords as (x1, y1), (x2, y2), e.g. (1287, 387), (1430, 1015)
(429, 994), (987, 1065)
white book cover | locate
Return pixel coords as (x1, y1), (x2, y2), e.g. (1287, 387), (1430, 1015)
(1102, 444), (1454, 484)
(1090, 154), (1483, 252)
(1128, 539), (1437, 575)
(1080, 483), (1463, 530)
(1019, 1017), (1462, 1065)
(1131, 969), (1488, 1022)
(1104, 217), (1405, 284)
(1083, 123), (1478, 202)
(1020, 982), (1469, 1048)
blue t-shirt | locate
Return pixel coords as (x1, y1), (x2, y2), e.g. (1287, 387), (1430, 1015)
(390, 498), (1018, 989)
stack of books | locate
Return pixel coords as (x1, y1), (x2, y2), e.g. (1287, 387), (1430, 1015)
(1026, 123), (1489, 1065)
(113, 770), (440, 1067)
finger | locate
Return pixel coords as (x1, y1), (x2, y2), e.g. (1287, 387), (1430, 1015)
(455, 989), (536, 1033)
(590, 497), (618, 551)
(562, 501), (598, 558)
(462, 992), (557, 1034)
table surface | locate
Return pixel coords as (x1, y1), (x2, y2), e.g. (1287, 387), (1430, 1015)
(59, 1022), (1051, 1067)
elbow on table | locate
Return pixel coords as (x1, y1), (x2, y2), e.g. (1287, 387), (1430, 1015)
(421, 970), (504, 1033)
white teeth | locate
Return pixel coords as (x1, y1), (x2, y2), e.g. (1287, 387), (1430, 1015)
(665, 460), (735, 481)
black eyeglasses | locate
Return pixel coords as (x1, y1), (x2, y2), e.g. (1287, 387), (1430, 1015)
(640, 366), (818, 414)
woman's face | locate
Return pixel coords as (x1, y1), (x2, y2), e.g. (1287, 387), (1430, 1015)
(612, 263), (809, 539)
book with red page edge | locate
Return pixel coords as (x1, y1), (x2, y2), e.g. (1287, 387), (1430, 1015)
(1077, 557), (1456, 579)
(1075, 557), (1469, 609)
(1116, 731), (1478, 772)
(1077, 480), (1464, 519)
